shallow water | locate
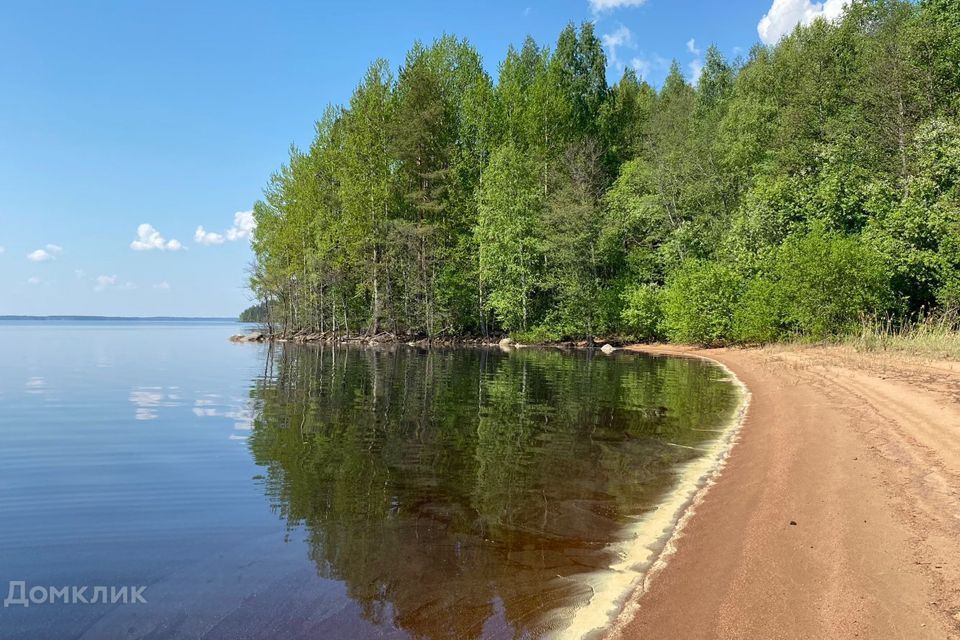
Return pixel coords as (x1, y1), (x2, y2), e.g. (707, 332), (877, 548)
(0, 321), (738, 639)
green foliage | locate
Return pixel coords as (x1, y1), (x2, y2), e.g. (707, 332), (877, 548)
(731, 277), (783, 344)
(620, 284), (663, 341)
(773, 227), (893, 338)
(512, 325), (564, 344)
(239, 302), (269, 323)
(476, 144), (543, 332)
(661, 261), (742, 345)
(248, 1), (958, 343)
(866, 117), (960, 310)
(733, 228), (894, 342)
(539, 140), (610, 338)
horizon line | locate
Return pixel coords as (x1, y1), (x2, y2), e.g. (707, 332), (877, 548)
(0, 314), (240, 321)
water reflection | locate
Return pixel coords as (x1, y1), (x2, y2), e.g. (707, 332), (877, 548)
(128, 386), (180, 420)
(246, 345), (737, 638)
(192, 394), (255, 432)
(25, 375), (46, 394)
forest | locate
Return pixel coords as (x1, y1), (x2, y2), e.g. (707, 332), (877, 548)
(248, 0), (960, 345)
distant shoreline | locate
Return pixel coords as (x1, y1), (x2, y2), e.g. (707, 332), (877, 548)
(0, 315), (239, 322)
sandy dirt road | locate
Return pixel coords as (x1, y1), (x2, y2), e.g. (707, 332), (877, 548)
(615, 345), (960, 640)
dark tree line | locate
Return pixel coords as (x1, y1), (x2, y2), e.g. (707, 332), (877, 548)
(249, 0), (960, 344)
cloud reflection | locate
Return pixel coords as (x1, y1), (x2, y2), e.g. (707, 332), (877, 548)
(191, 395), (254, 435)
(25, 376), (47, 395)
(129, 387), (180, 421)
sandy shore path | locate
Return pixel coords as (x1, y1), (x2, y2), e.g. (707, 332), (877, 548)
(614, 345), (960, 640)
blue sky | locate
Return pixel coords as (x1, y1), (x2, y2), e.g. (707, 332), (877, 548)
(0, 0), (835, 316)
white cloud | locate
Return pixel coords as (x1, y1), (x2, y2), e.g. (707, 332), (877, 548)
(602, 25), (634, 69)
(28, 248), (56, 262)
(589, 0), (648, 12)
(91, 275), (135, 291)
(226, 210), (256, 241)
(46, 244), (63, 255)
(194, 226), (225, 245)
(94, 274), (118, 291)
(27, 276), (41, 285)
(686, 38), (704, 83)
(689, 59), (705, 83)
(195, 210), (256, 246)
(757, 0), (849, 45)
(0, 246), (5, 254)
(630, 54), (669, 81)
(74, 269), (85, 279)
(153, 281), (171, 290)
(130, 223), (183, 251)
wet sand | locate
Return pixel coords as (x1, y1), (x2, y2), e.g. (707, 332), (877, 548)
(614, 345), (960, 640)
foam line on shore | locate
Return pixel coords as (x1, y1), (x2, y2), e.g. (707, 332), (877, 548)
(552, 355), (751, 640)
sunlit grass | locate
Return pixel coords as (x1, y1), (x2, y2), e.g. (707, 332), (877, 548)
(844, 311), (960, 360)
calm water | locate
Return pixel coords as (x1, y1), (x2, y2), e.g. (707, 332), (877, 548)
(0, 321), (739, 639)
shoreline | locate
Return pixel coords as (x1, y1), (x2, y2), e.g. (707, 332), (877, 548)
(613, 344), (960, 639)
(228, 329), (624, 350)
(558, 355), (751, 639)
(231, 332), (960, 636)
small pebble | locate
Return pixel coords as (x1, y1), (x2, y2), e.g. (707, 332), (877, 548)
(789, 520), (797, 526)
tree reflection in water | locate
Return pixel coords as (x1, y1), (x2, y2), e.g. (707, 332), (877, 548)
(247, 345), (737, 638)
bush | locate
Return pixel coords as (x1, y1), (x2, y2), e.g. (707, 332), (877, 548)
(773, 226), (892, 338)
(661, 260), (742, 345)
(620, 284), (663, 341)
(732, 277), (784, 343)
(938, 277), (960, 312)
(512, 325), (563, 344)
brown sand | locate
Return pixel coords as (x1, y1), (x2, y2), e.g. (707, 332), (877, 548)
(615, 345), (960, 640)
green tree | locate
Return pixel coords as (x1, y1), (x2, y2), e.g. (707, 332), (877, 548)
(475, 144), (543, 332)
(338, 60), (395, 334)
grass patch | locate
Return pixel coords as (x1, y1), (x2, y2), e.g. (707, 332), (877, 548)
(843, 311), (960, 360)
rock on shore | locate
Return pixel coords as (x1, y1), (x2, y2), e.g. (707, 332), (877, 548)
(229, 331), (264, 343)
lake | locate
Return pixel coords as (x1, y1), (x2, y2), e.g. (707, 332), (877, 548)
(0, 320), (742, 639)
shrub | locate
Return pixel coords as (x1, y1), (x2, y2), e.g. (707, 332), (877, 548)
(732, 277), (784, 343)
(512, 324), (563, 344)
(938, 277), (960, 312)
(620, 284), (663, 341)
(773, 226), (892, 338)
(661, 260), (742, 345)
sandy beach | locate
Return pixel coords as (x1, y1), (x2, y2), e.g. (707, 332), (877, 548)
(615, 345), (960, 640)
